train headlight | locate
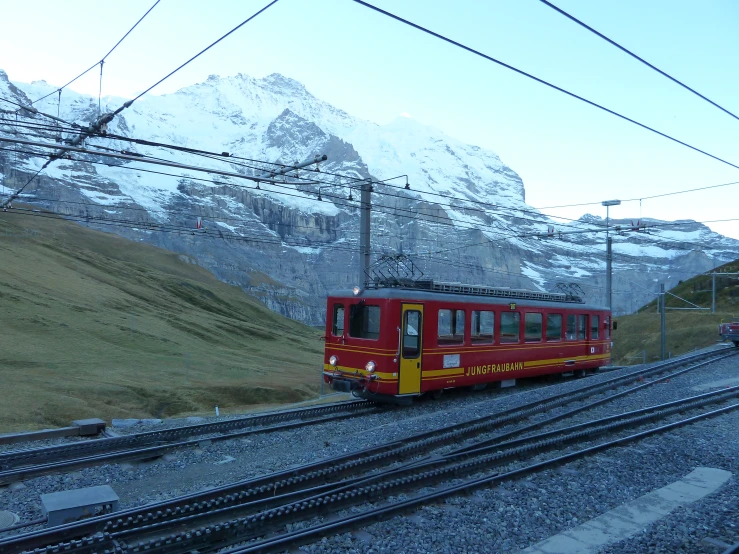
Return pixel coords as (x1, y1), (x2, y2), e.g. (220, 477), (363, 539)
(329, 355), (338, 367)
(365, 360), (376, 373)
(353, 286), (361, 296)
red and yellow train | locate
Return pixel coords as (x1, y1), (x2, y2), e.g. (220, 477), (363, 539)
(322, 281), (612, 402)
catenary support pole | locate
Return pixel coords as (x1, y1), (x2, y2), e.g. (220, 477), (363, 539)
(660, 283), (667, 361)
(712, 272), (716, 313)
(359, 179), (371, 287)
(606, 236), (613, 311)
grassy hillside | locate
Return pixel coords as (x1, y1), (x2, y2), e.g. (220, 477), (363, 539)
(612, 260), (739, 365)
(0, 207), (323, 433)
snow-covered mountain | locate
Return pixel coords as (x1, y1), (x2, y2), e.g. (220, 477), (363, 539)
(1, 69), (737, 322)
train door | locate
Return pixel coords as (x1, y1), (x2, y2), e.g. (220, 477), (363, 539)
(398, 303), (423, 395)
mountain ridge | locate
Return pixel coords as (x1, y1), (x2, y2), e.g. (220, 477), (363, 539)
(1, 68), (737, 322)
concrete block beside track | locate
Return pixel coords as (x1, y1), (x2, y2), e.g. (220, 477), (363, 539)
(72, 418), (106, 436)
(41, 485), (119, 527)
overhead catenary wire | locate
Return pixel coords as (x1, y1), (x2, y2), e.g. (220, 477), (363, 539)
(2, 0), (279, 209)
(3, 204), (646, 296)
(0, 116), (657, 235)
(5, 4), (735, 247)
(4, 167), (736, 295)
(83, 130), (616, 231)
(535, 180), (739, 210)
(538, 0), (739, 123)
(89, 127), (739, 242)
(350, 0), (739, 172)
(3, 11), (734, 297)
(3, 135), (739, 262)
(3, 119), (738, 262)
(0, 97), (73, 127)
(0, 135), (570, 234)
(0, 205), (380, 255)
(5, 123), (739, 255)
(107, 0), (279, 122)
(30, 0), (162, 106)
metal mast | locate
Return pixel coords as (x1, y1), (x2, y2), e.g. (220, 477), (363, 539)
(602, 199), (621, 311)
(359, 179), (371, 287)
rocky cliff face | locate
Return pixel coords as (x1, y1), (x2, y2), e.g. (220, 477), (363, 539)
(1, 69), (737, 323)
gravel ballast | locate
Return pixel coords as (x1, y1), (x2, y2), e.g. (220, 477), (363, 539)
(0, 346), (736, 553)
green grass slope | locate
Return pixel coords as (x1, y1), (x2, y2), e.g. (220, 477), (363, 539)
(0, 208), (323, 433)
(612, 260), (739, 365)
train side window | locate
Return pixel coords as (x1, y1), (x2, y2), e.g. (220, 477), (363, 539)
(605, 317), (611, 339)
(546, 314), (562, 341)
(438, 309), (464, 345)
(500, 312), (520, 343)
(591, 315), (600, 339)
(525, 313), (542, 342)
(348, 304), (380, 340)
(332, 304), (344, 336)
(454, 309), (465, 338)
(471, 310), (494, 344)
(403, 310), (421, 358)
(578, 315), (587, 340)
(566, 315), (577, 340)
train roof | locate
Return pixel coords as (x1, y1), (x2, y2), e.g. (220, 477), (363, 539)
(328, 281), (609, 312)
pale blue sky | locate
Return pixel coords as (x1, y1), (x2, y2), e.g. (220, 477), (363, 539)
(1, 0), (737, 239)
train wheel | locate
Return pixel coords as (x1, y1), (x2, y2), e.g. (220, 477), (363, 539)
(431, 389), (443, 399)
(574, 369), (586, 378)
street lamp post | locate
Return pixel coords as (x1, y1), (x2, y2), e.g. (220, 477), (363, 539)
(602, 200), (621, 312)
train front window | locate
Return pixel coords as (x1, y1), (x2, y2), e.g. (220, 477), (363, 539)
(578, 315), (587, 340)
(471, 310), (494, 344)
(500, 312), (520, 343)
(348, 304), (380, 340)
(438, 309), (465, 345)
(566, 315), (577, 340)
(591, 315), (600, 339)
(403, 310), (421, 358)
(546, 314), (562, 341)
(332, 304), (344, 336)
(525, 313), (542, 342)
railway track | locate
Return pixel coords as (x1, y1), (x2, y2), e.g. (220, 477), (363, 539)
(16, 372), (739, 554)
(2, 347), (734, 554)
(0, 401), (380, 485)
(228, 392), (739, 554)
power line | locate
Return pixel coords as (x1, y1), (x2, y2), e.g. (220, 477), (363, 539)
(84, 126), (739, 236)
(0, 97), (72, 127)
(351, 0), (739, 172)
(0, 117), (614, 232)
(5, 161), (736, 289)
(4, 127), (738, 262)
(31, 0), (162, 105)
(1, 206), (362, 253)
(6, 130), (739, 253)
(0, 134), (565, 234)
(539, 0), (739, 123)
(108, 0), (279, 121)
(3, 0), (279, 200)
(4, 135), (738, 261)
(536, 180), (739, 210)
(2, 166), (47, 208)
(0, 134), (322, 186)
